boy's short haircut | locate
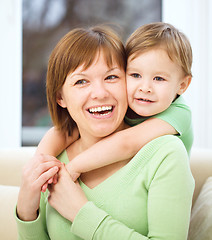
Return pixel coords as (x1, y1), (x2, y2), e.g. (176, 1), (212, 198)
(126, 22), (192, 76)
(46, 25), (126, 135)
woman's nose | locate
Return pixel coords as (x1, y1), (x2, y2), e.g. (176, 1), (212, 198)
(90, 81), (109, 99)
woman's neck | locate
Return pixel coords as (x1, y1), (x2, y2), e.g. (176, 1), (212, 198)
(79, 120), (129, 151)
(67, 120), (129, 159)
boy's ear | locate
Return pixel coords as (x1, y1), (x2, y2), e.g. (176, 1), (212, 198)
(177, 75), (192, 95)
(56, 91), (67, 108)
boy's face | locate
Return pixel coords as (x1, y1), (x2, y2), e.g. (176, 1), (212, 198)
(126, 48), (189, 117)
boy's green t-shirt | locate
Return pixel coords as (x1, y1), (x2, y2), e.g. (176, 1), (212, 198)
(125, 96), (193, 155)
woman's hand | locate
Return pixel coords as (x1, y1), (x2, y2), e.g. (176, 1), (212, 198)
(48, 164), (88, 222)
(17, 154), (62, 221)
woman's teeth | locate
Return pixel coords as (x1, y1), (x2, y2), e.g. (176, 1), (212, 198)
(88, 106), (113, 115)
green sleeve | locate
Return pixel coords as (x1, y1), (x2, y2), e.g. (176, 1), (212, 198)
(15, 192), (50, 240)
(71, 201), (148, 240)
(126, 96), (193, 154)
(146, 137), (195, 239)
(71, 137), (194, 240)
(154, 96), (193, 154)
(155, 96), (192, 136)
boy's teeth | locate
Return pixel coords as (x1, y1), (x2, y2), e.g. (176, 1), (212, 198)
(140, 98), (151, 102)
(89, 106), (112, 113)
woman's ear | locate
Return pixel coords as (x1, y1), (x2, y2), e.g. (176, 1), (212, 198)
(177, 75), (192, 95)
(56, 91), (67, 108)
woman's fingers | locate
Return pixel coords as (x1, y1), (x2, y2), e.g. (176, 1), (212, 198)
(32, 159), (61, 179)
(22, 154), (62, 193)
(17, 154), (62, 221)
(41, 173), (58, 193)
(36, 166), (59, 187)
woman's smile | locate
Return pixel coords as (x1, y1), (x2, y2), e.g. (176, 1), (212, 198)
(87, 105), (114, 118)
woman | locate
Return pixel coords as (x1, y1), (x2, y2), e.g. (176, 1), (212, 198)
(16, 25), (194, 240)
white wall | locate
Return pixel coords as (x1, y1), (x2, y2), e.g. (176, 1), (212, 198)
(0, 0), (22, 148)
(163, 0), (212, 149)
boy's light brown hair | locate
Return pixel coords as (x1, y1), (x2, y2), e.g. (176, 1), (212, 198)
(126, 22), (193, 76)
(46, 25), (126, 135)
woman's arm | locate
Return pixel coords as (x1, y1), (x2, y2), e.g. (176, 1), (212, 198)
(16, 155), (62, 240)
(51, 136), (194, 240)
(36, 126), (79, 157)
(67, 118), (176, 180)
(16, 192), (50, 240)
(17, 155), (62, 221)
(72, 137), (194, 240)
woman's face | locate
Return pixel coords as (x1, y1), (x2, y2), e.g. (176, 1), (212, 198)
(57, 51), (128, 140)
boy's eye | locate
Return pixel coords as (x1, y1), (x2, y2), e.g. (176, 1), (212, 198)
(131, 73), (141, 78)
(154, 76), (165, 81)
(74, 79), (88, 85)
(105, 75), (118, 81)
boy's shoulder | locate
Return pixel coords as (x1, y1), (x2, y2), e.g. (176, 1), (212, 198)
(125, 96), (190, 126)
(170, 95), (190, 109)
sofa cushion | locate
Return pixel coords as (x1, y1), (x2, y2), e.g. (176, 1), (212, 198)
(188, 177), (212, 240)
(0, 185), (20, 240)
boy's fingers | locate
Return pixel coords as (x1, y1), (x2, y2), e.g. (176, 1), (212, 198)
(71, 173), (80, 182)
(41, 182), (48, 192)
(48, 177), (53, 184)
(53, 174), (58, 184)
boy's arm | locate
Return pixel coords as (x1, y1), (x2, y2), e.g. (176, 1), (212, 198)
(67, 118), (177, 179)
(36, 127), (79, 157)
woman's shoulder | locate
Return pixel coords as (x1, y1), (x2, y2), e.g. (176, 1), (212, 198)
(132, 135), (191, 184)
(131, 135), (188, 170)
(138, 135), (186, 157)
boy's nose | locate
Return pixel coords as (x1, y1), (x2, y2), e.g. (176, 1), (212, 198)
(139, 80), (152, 93)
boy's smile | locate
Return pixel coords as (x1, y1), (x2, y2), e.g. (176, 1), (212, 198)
(126, 48), (190, 117)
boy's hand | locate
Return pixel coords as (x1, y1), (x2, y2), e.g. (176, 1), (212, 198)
(66, 162), (80, 182)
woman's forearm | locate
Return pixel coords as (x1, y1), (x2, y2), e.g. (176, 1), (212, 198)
(16, 192), (50, 240)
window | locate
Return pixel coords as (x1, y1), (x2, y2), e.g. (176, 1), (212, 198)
(1, 0), (212, 148)
(22, 0), (162, 145)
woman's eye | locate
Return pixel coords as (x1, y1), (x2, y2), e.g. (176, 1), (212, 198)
(131, 73), (141, 78)
(74, 79), (87, 85)
(105, 75), (118, 81)
(154, 76), (165, 81)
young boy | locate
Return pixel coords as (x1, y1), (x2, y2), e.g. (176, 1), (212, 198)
(37, 22), (193, 191)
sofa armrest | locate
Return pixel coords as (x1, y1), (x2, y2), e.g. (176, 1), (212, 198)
(190, 148), (212, 205)
(0, 147), (36, 186)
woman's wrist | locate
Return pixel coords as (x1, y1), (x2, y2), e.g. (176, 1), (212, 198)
(16, 206), (39, 222)
(70, 199), (88, 222)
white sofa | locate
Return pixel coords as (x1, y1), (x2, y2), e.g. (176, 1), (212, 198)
(0, 147), (212, 240)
